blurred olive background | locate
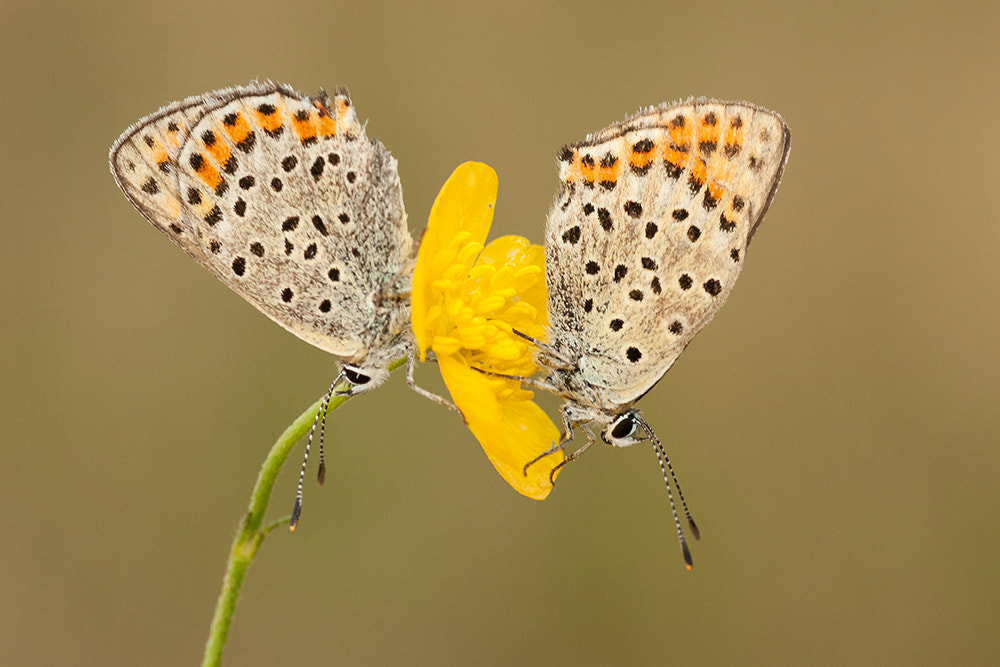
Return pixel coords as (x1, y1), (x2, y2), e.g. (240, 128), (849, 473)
(3, 0), (998, 664)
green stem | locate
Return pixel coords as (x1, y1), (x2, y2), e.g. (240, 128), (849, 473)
(201, 358), (406, 666)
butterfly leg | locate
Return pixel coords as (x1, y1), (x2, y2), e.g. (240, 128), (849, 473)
(522, 410), (578, 483)
(405, 353), (461, 413)
(544, 420), (600, 484)
(562, 423), (597, 466)
(510, 328), (574, 370)
(469, 365), (561, 394)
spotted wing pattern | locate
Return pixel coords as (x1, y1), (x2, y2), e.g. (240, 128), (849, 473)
(544, 99), (790, 406)
(110, 83), (413, 361)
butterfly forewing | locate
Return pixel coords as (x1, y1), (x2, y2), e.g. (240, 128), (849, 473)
(110, 83), (413, 360)
(544, 99), (790, 406)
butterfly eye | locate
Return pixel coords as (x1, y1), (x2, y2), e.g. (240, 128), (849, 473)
(611, 418), (634, 439)
(611, 415), (636, 439)
(343, 366), (371, 386)
(604, 412), (641, 446)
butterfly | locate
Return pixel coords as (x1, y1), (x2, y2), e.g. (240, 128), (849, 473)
(523, 98), (790, 566)
(109, 82), (445, 526)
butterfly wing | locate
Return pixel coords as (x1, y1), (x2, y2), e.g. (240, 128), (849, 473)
(110, 82), (412, 359)
(544, 99), (790, 406)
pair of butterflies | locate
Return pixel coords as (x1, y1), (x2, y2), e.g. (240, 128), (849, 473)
(110, 82), (789, 567)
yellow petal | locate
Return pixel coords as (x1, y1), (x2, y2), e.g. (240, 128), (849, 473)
(479, 235), (533, 264)
(437, 355), (562, 499)
(412, 162), (498, 358)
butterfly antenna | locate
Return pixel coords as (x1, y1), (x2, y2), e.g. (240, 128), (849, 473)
(636, 414), (699, 540)
(290, 375), (341, 531)
(317, 393), (329, 486)
(637, 417), (697, 570)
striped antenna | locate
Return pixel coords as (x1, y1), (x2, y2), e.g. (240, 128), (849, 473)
(289, 373), (343, 531)
(635, 414), (699, 570)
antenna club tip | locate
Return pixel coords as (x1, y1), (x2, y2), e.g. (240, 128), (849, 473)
(289, 523), (297, 532)
(317, 463), (326, 485)
(682, 542), (693, 570)
(688, 520), (701, 541)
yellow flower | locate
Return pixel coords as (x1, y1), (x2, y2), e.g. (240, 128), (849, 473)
(412, 162), (562, 499)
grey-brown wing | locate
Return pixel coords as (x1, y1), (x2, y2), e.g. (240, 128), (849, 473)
(544, 98), (789, 406)
(110, 83), (413, 358)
